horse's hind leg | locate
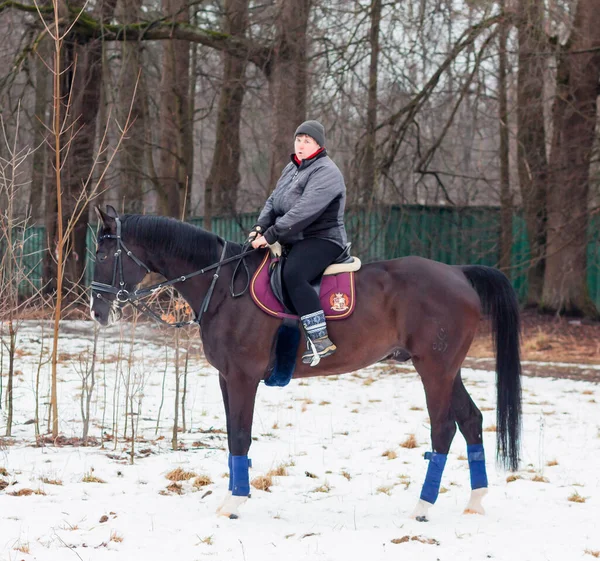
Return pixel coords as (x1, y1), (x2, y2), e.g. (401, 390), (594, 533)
(411, 359), (458, 522)
(451, 370), (488, 515)
(216, 371), (260, 519)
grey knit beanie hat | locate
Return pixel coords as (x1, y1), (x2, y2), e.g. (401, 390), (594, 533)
(294, 120), (325, 147)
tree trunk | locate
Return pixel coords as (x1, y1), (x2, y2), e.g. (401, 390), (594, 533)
(359, 0), (382, 204)
(63, 32), (111, 289)
(29, 36), (51, 223)
(498, 5), (512, 274)
(268, 0), (312, 187)
(205, 0), (249, 222)
(156, 0), (190, 218)
(516, 0), (548, 304)
(543, 0), (600, 316)
(117, 0), (148, 213)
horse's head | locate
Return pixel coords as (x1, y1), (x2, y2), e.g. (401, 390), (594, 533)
(90, 205), (150, 326)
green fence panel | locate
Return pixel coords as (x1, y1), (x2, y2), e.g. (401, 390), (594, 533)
(4, 208), (599, 311)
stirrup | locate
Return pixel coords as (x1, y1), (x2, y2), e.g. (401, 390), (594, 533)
(302, 337), (336, 367)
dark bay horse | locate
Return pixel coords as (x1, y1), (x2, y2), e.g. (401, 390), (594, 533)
(90, 207), (521, 521)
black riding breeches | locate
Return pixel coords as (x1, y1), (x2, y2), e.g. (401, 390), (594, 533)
(282, 237), (343, 317)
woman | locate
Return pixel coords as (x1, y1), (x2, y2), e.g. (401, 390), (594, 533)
(250, 120), (347, 366)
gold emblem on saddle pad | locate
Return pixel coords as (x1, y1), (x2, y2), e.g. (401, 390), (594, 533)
(330, 292), (350, 312)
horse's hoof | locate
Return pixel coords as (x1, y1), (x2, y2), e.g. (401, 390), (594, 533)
(216, 494), (248, 519)
(410, 499), (433, 521)
(216, 491), (232, 515)
(463, 508), (484, 515)
(463, 487), (488, 515)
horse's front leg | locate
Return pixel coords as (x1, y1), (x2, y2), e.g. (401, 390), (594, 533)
(215, 371), (259, 519)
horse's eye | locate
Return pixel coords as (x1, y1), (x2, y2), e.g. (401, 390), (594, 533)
(97, 252), (108, 262)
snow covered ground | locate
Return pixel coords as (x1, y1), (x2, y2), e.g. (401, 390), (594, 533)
(0, 321), (598, 561)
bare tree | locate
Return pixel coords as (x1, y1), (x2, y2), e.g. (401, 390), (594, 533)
(156, 0), (191, 217)
(268, 0), (312, 187)
(516, 0), (548, 304)
(544, 0), (600, 315)
(204, 0), (250, 228)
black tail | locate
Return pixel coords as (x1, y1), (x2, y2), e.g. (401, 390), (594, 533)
(460, 265), (522, 471)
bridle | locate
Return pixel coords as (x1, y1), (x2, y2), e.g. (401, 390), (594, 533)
(90, 216), (259, 328)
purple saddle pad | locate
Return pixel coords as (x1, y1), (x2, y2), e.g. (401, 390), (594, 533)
(250, 252), (356, 320)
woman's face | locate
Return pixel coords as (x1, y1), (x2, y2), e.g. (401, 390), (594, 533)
(295, 134), (320, 160)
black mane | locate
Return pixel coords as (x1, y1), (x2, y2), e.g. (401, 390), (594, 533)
(120, 215), (242, 265)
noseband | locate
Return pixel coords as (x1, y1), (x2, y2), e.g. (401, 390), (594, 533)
(91, 216), (257, 328)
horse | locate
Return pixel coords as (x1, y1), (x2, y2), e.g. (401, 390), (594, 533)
(90, 206), (521, 521)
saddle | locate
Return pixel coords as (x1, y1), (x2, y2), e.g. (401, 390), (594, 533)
(250, 242), (361, 320)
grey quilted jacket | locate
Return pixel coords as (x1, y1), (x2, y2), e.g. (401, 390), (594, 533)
(257, 150), (347, 248)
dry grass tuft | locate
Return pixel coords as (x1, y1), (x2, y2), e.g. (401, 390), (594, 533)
(110, 531), (124, 543)
(0, 467), (8, 476)
(382, 449), (397, 460)
(82, 472), (106, 484)
(391, 535), (440, 545)
(484, 424), (497, 432)
(568, 491), (586, 503)
(312, 483), (332, 493)
(523, 330), (552, 352)
(400, 434), (417, 449)
(319, 400), (331, 406)
(341, 470), (351, 481)
(546, 459), (559, 467)
(376, 485), (393, 495)
(584, 549), (600, 558)
(199, 535), (214, 545)
(41, 477), (63, 485)
(506, 474), (523, 483)
(267, 464), (289, 477)
(363, 377), (375, 386)
(272, 422), (279, 429)
(251, 475), (273, 492)
(409, 406), (423, 411)
(166, 467), (197, 481)
(193, 475), (213, 487)
(166, 482), (183, 494)
(532, 475), (549, 483)
(14, 542), (30, 553)
(439, 486), (449, 494)
(9, 488), (46, 496)
(457, 454), (467, 461)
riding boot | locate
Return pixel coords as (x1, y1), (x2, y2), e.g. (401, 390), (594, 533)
(300, 310), (336, 367)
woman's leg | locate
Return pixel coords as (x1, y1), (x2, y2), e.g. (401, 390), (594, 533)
(283, 238), (342, 316)
(283, 238), (343, 365)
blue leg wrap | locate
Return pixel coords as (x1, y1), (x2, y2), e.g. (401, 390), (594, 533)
(228, 453), (233, 492)
(231, 455), (251, 497)
(420, 451), (448, 504)
(467, 443), (488, 489)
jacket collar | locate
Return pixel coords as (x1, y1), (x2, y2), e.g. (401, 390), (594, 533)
(291, 147), (327, 169)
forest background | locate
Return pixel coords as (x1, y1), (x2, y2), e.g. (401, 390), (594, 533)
(0, 0), (599, 318)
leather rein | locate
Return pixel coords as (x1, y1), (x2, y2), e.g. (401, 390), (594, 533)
(90, 216), (259, 328)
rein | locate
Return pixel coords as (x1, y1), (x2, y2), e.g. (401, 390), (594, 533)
(90, 216), (259, 328)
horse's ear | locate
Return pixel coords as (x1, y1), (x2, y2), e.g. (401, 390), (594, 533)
(95, 206), (116, 230)
(105, 205), (119, 218)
